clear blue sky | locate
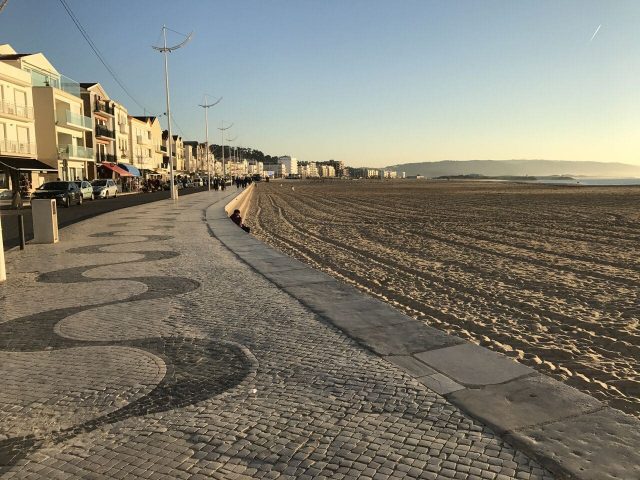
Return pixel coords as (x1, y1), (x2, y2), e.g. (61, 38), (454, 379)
(1, 0), (638, 167)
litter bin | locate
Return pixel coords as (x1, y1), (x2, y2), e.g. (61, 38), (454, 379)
(32, 199), (59, 244)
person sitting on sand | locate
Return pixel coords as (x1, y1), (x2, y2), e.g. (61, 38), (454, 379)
(230, 209), (250, 233)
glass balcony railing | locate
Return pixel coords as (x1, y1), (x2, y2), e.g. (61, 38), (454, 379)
(30, 69), (80, 97)
(0, 139), (36, 155)
(62, 144), (94, 159)
(95, 101), (115, 116)
(96, 153), (116, 163)
(95, 124), (115, 139)
(0, 100), (33, 119)
(62, 110), (92, 129)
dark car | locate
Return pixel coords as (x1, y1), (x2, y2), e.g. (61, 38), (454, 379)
(32, 181), (83, 207)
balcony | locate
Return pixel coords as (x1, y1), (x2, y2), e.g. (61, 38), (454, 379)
(119, 124), (128, 134)
(31, 71), (81, 97)
(95, 124), (115, 140)
(96, 152), (116, 163)
(94, 101), (114, 116)
(0, 140), (36, 156)
(62, 144), (94, 159)
(59, 110), (92, 130)
(0, 100), (33, 120)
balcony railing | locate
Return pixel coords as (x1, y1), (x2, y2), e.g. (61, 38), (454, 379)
(0, 100), (33, 120)
(30, 69), (81, 97)
(59, 110), (92, 130)
(94, 101), (114, 116)
(62, 144), (94, 159)
(96, 153), (116, 163)
(0, 139), (36, 155)
(95, 124), (115, 139)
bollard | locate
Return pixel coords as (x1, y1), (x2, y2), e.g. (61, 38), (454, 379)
(31, 199), (59, 244)
(0, 216), (6, 282)
(17, 213), (25, 250)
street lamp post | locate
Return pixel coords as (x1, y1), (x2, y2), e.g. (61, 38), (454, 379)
(218, 121), (233, 181)
(226, 135), (238, 180)
(198, 95), (221, 191)
(153, 26), (192, 200)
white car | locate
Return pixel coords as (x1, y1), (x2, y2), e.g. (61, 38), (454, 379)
(91, 179), (118, 198)
(74, 180), (95, 200)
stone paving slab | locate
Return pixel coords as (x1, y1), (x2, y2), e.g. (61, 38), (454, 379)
(417, 373), (465, 396)
(414, 343), (535, 387)
(505, 407), (640, 480)
(447, 374), (604, 433)
(350, 321), (466, 356)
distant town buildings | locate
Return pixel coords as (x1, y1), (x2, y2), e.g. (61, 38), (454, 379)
(278, 155), (297, 176)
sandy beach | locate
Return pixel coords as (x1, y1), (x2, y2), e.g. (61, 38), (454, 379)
(246, 180), (640, 418)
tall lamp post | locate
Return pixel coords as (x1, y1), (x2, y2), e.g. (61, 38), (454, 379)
(198, 94), (221, 191)
(153, 26), (192, 200)
(226, 135), (238, 179)
(218, 121), (233, 181)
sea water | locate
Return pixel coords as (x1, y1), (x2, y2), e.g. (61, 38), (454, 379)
(535, 178), (640, 186)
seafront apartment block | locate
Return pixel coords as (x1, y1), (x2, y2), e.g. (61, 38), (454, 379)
(80, 83), (116, 179)
(0, 44), (57, 193)
(0, 45), (93, 182)
(162, 130), (185, 173)
(129, 116), (164, 177)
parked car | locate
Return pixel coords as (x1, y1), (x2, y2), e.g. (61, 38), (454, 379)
(0, 189), (12, 208)
(91, 179), (118, 198)
(32, 181), (83, 207)
(74, 180), (95, 200)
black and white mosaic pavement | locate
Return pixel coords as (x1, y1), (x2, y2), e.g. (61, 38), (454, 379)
(0, 228), (254, 474)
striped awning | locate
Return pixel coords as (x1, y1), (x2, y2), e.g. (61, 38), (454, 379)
(99, 162), (132, 177)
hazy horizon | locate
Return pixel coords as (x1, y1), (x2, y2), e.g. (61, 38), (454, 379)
(1, 1), (638, 168)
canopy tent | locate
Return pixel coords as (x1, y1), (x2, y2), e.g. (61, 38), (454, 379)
(118, 163), (141, 177)
(0, 157), (58, 172)
(99, 162), (132, 177)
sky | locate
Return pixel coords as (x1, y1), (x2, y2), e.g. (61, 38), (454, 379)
(1, 0), (639, 168)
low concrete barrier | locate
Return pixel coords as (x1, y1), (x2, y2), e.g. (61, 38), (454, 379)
(224, 183), (255, 219)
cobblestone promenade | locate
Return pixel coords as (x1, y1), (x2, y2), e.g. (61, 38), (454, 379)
(0, 191), (553, 479)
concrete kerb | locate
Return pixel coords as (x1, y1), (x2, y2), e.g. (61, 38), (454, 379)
(205, 187), (640, 480)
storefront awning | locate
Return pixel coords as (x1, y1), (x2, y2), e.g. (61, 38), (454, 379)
(99, 162), (132, 177)
(0, 157), (58, 172)
(118, 163), (141, 177)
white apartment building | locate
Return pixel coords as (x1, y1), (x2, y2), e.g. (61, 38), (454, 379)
(0, 45), (55, 192)
(0, 45), (93, 182)
(162, 131), (185, 173)
(299, 162), (319, 178)
(318, 164), (336, 177)
(113, 100), (130, 164)
(80, 83), (116, 177)
(129, 116), (163, 175)
(278, 155), (298, 176)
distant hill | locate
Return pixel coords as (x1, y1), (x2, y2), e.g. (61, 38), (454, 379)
(386, 160), (640, 178)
